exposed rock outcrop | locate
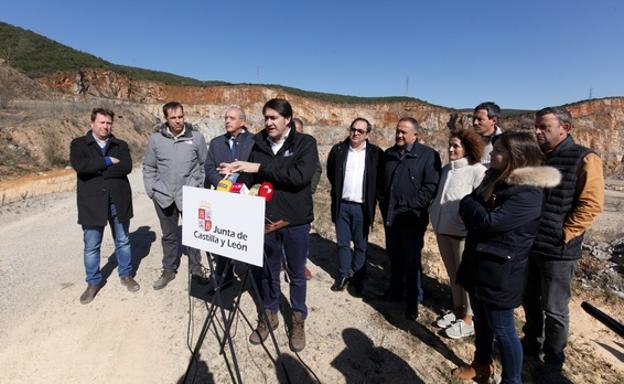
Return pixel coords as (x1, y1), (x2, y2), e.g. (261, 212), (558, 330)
(0, 62), (49, 103)
(501, 98), (624, 176)
(36, 69), (623, 177)
(2, 65), (622, 179)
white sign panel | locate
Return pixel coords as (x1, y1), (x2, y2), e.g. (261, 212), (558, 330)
(182, 186), (265, 267)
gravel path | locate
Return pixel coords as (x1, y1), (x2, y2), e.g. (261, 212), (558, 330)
(0, 171), (622, 383)
(0, 171), (462, 383)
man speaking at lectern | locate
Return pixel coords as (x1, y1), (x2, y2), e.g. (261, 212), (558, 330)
(218, 98), (319, 353)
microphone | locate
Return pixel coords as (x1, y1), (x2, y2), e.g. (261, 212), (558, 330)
(258, 182), (274, 202)
(244, 182), (273, 201)
(226, 172), (240, 183)
(248, 184), (261, 196)
(216, 179), (233, 192)
(214, 169), (239, 192)
(230, 182), (249, 194)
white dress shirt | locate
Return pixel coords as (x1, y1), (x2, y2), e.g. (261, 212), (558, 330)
(341, 143), (367, 203)
(268, 128), (291, 155)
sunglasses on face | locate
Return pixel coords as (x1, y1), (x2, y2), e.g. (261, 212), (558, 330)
(349, 127), (367, 135)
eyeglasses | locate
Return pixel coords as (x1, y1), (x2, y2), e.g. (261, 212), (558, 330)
(349, 128), (368, 135)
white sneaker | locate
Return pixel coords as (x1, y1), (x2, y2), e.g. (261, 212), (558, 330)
(445, 319), (475, 339)
(435, 312), (457, 328)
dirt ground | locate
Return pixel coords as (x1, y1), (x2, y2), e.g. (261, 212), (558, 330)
(0, 170), (622, 383)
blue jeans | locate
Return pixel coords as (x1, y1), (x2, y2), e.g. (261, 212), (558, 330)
(335, 202), (368, 279)
(82, 202), (132, 285)
(254, 224), (310, 319)
(471, 295), (523, 384)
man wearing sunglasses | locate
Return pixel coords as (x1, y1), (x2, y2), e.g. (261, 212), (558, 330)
(327, 117), (383, 295)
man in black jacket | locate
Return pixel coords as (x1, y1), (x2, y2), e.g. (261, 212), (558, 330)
(219, 98), (319, 353)
(380, 117), (441, 320)
(326, 117), (383, 293)
(70, 108), (139, 305)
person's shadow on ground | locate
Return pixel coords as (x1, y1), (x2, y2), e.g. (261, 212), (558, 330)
(331, 328), (424, 383)
(308, 233), (466, 368)
(177, 352), (215, 384)
(101, 225), (156, 281)
(275, 353), (319, 383)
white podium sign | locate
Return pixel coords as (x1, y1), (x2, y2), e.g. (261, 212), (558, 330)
(182, 186), (265, 267)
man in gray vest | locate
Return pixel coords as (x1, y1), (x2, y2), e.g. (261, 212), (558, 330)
(143, 101), (208, 290)
(522, 107), (604, 382)
(471, 102), (503, 167)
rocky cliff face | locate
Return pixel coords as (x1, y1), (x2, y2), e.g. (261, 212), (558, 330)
(22, 68), (624, 177)
(36, 69), (467, 158)
(0, 61), (50, 103)
(0, 64), (161, 178)
(500, 98), (624, 175)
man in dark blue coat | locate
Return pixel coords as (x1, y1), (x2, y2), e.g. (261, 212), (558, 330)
(204, 106), (255, 188)
(70, 108), (139, 305)
(203, 106), (254, 290)
(379, 117), (441, 320)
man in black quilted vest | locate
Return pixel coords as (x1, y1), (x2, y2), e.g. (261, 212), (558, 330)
(522, 106), (604, 382)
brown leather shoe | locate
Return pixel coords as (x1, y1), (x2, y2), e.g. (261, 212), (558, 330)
(451, 361), (495, 383)
(289, 311), (306, 352)
(80, 284), (102, 305)
(249, 309), (279, 345)
(120, 276), (140, 292)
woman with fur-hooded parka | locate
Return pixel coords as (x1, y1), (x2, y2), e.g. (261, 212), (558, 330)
(452, 131), (561, 384)
(456, 165), (561, 308)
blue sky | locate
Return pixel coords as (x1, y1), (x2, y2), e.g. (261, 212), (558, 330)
(3, 0), (623, 109)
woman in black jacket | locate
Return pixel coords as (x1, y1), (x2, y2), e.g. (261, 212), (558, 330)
(451, 131), (560, 384)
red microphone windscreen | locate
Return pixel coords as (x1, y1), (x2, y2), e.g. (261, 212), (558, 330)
(230, 182), (245, 194)
(258, 182), (274, 202)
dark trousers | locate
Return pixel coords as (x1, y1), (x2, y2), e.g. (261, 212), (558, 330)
(153, 201), (201, 273)
(335, 201), (368, 279)
(384, 216), (426, 312)
(522, 256), (577, 367)
(254, 223), (310, 319)
(472, 295), (523, 384)
(212, 255), (234, 281)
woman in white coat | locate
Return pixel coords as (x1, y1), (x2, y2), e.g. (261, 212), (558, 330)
(429, 129), (487, 339)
